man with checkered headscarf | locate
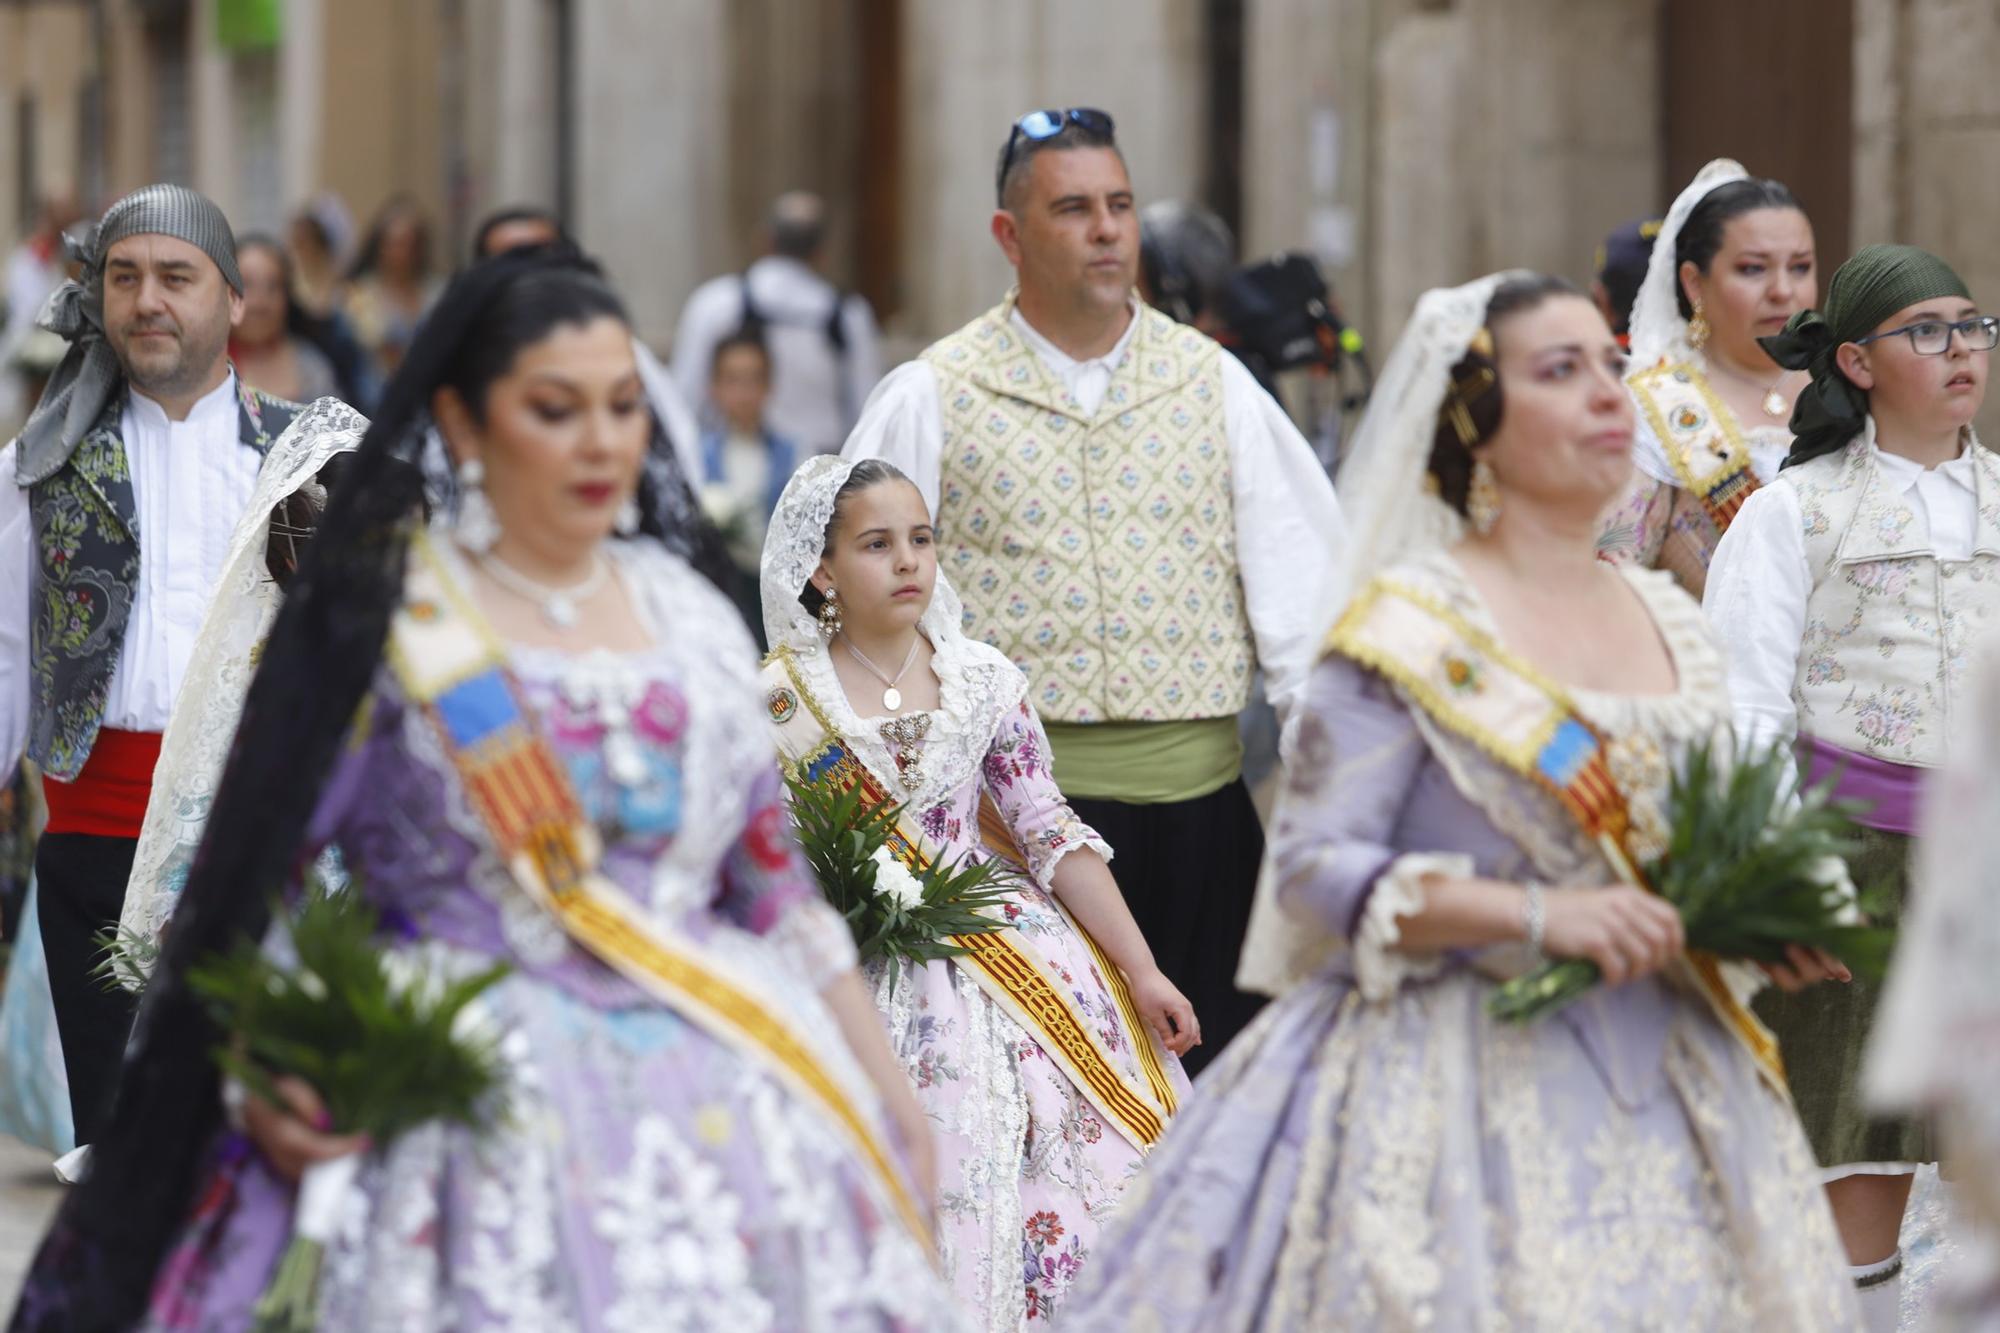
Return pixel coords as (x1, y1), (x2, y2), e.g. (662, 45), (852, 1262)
(0, 184), (323, 1144)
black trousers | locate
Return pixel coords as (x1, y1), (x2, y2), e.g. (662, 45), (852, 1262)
(1069, 779), (1268, 1077)
(35, 832), (140, 1145)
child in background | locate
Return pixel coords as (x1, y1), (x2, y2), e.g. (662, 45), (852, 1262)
(701, 329), (798, 583)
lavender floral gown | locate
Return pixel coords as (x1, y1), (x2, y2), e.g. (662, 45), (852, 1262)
(137, 539), (962, 1332)
(1059, 552), (1861, 1332)
(763, 626), (1189, 1330)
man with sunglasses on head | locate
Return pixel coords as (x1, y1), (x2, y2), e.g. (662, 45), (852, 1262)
(843, 108), (1343, 1070)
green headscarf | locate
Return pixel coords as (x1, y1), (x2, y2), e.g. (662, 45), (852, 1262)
(1760, 243), (1972, 468)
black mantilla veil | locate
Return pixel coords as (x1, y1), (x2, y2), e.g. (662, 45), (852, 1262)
(9, 243), (728, 1331)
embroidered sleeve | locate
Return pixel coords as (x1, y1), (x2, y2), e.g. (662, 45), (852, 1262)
(716, 764), (859, 988)
(1269, 657), (1436, 966)
(1597, 468), (1672, 568)
(980, 699), (1114, 885)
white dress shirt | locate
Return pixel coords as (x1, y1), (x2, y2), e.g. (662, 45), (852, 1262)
(842, 301), (1346, 742)
(670, 255), (883, 457)
(1704, 425), (1982, 750)
(1, 373), (264, 772)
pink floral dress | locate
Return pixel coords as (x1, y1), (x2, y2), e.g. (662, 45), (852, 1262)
(769, 632), (1190, 1331)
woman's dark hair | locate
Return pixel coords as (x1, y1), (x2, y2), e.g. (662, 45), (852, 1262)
(1673, 177), (1806, 319)
(798, 459), (913, 619)
(347, 193), (434, 282)
(1426, 274), (1582, 517)
(8, 245), (728, 1330)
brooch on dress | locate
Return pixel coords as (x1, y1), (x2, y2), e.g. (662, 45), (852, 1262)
(878, 713), (932, 792)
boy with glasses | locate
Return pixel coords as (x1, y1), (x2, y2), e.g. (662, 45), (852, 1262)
(1705, 244), (1999, 1332)
(843, 108), (1343, 1070)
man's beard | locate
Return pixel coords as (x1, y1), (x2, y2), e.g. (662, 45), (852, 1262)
(116, 311), (231, 401)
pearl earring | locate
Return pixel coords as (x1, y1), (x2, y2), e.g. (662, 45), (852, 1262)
(455, 457), (500, 553)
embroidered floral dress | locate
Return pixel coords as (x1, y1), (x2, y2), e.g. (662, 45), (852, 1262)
(1596, 374), (1792, 600)
(131, 539), (961, 1332)
(1058, 552), (1859, 1332)
(767, 628), (1190, 1331)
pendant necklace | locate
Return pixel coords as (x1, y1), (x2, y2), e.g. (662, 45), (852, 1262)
(479, 550), (609, 629)
(1761, 374), (1790, 419)
(843, 634), (921, 712)
(1711, 353), (1792, 419)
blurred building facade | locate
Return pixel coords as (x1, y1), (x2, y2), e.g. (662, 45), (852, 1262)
(3, 0), (1998, 403)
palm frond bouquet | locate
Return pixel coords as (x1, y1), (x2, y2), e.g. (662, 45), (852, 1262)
(784, 775), (1017, 983)
(1489, 734), (1895, 1025)
(187, 889), (511, 1333)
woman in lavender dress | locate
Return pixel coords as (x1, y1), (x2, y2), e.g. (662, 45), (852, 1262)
(9, 248), (961, 1331)
(1059, 274), (1862, 1331)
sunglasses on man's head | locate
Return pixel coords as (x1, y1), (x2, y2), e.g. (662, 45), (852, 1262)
(996, 108), (1117, 203)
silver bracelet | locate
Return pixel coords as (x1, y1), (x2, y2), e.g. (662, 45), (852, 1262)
(1522, 882), (1546, 959)
(220, 1073), (249, 1132)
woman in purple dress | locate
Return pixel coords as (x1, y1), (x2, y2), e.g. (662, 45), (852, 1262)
(9, 248), (962, 1331)
(1058, 273), (1862, 1330)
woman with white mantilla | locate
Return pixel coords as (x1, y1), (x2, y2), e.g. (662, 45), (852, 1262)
(1599, 159), (1817, 597)
(1056, 272), (1858, 1331)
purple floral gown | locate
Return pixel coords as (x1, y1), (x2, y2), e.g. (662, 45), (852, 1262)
(763, 626), (1189, 1330)
(137, 540), (963, 1332)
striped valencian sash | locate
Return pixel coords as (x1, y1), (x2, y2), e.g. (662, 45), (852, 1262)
(1328, 576), (1787, 1093)
(385, 532), (928, 1244)
(762, 645), (1179, 1151)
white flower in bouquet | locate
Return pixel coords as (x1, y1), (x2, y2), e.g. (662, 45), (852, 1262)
(870, 847), (926, 912)
(1809, 854), (1864, 925)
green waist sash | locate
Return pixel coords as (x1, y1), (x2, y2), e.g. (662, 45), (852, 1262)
(1042, 717), (1243, 805)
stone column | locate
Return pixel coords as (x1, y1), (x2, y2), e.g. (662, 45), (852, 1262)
(280, 0), (326, 217)
(1881, 0), (2000, 440)
(189, 0), (238, 215)
(570, 0), (731, 345)
(458, 0), (562, 224)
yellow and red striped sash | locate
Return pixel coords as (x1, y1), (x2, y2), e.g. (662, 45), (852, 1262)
(386, 533), (929, 1245)
(762, 645), (1179, 1151)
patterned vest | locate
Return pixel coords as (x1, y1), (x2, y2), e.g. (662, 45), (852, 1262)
(924, 298), (1253, 724)
(1787, 434), (2000, 768)
(22, 377), (298, 780)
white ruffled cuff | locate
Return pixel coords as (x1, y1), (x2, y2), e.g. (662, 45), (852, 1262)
(1353, 852), (1471, 1002)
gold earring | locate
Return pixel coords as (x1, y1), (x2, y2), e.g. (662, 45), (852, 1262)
(817, 586), (842, 639)
(1468, 458), (1501, 535)
(1687, 299), (1711, 351)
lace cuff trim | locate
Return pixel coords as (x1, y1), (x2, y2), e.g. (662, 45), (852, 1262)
(1353, 851), (1471, 1002)
(1030, 826), (1115, 887)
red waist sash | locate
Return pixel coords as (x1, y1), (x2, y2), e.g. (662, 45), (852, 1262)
(41, 728), (163, 838)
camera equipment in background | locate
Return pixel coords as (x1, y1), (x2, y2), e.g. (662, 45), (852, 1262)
(1216, 252), (1371, 412)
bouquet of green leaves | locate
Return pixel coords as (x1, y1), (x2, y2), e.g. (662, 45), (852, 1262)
(785, 775), (1017, 983)
(187, 890), (511, 1333)
(1489, 735), (1895, 1025)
